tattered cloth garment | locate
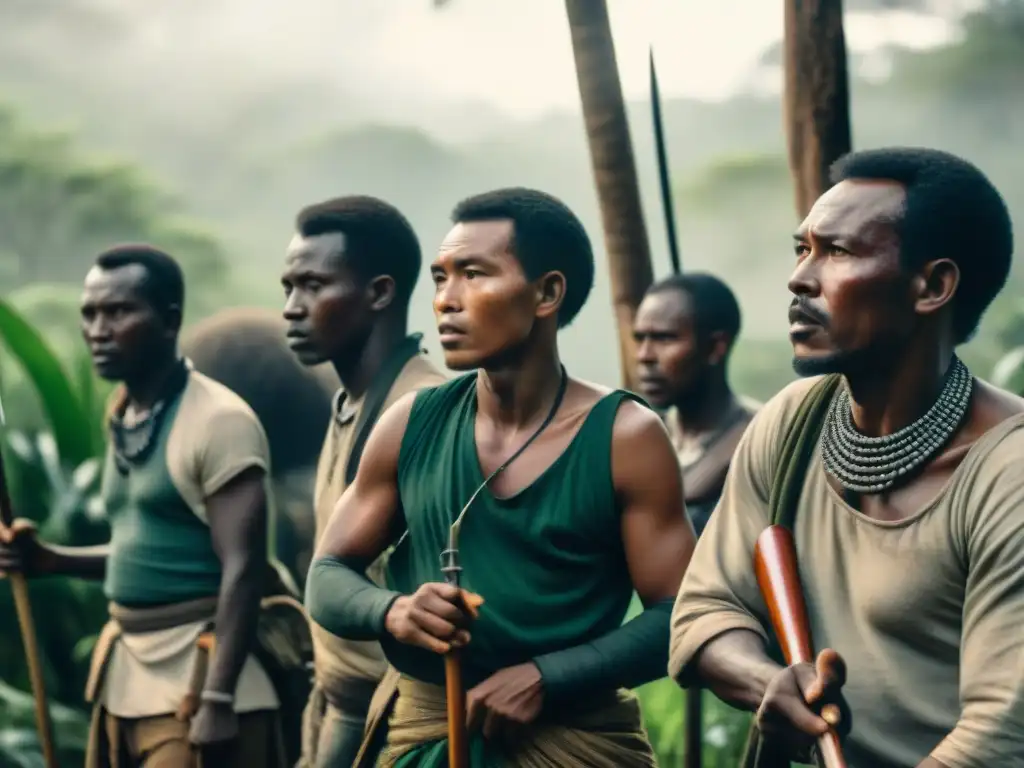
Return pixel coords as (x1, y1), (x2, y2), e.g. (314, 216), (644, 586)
(84, 595), (297, 768)
(375, 676), (658, 768)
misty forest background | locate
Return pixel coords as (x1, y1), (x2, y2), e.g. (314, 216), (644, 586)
(0, 0), (1023, 766)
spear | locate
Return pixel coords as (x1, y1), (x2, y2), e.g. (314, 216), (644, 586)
(650, 45), (704, 768)
(0, 392), (59, 768)
(649, 48), (682, 276)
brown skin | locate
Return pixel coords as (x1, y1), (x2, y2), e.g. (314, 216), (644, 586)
(315, 218), (696, 740)
(281, 231), (407, 396)
(0, 263), (269, 753)
(695, 179), (1024, 768)
(189, 465), (269, 757)
(634, 288), (749, 500)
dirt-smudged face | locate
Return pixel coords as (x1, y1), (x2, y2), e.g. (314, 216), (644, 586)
(789, 179), (918, 376)
(430, 219), (561, 371)
(281, 232), (379, 367)
(80, 263), (178, 382)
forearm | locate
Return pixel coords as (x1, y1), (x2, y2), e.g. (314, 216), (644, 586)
(204, 554), (264, 695)
(305, 554), (402, 640)
(532, 598), (673, 703)
(917, 758), (949, 768)
(44, 543), (109, 580)
(692, 628), (781, 712)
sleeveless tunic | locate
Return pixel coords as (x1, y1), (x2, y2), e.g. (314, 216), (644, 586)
(381, 373), (642, 689)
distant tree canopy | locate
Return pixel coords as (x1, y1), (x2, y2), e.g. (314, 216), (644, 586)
(0, 105), (227, 319)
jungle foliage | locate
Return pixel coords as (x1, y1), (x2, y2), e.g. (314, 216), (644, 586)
(1, 1), (1024, 765)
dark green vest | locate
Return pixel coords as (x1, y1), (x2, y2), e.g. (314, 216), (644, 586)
(101, 387), (223, 606)
(383, 373), (641, 688)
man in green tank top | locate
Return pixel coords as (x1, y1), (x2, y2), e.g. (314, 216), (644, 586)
(0, 246), (286, 768)
(282, 196), (447, 768)
(305, 187), (698, 766)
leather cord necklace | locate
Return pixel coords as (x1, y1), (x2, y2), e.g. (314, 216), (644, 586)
(441, 365), (569, 574)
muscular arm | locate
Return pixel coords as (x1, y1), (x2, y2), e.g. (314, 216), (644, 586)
(615, 401), (697, 606)
(304, 392), (416, 639)
(692, 629), (781, 712)
(202, 466), (268, 697)
(533, 401), (697, 700)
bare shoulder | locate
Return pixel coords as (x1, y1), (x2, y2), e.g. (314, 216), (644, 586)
(568, 378), (665, 433)
(611, 397), (667, 443)
(374, 389), (420, 439)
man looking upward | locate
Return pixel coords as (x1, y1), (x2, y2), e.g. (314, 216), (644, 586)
(670, 148), (1024, 768)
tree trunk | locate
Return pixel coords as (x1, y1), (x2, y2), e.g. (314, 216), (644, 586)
(564, 0), (654, 391)
(783, 0), (853, 218)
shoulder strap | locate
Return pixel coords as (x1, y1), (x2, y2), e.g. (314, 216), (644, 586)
(345, 334), (427, 485)
(742, 374), (842, 768)
(768, 375), (842, 529)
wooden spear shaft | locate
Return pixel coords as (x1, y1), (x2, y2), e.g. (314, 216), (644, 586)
(440, 542), (468, 768)
(564, 0), (655, 392)
(0, 395), (59, 768)
(783, 0), (853, 218)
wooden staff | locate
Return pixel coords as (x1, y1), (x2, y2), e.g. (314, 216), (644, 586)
(754, 526), (847, 768)
(440, 540), (468, 768)
(0, 394), (59, 768)
(564, 0), (655, 392)
(783, 0), (853, 218)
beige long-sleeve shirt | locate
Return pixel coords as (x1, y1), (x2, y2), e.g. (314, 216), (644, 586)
(669, 376), (1024, 768)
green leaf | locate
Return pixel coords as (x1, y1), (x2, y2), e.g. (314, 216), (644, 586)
(0, 298), (92, 466)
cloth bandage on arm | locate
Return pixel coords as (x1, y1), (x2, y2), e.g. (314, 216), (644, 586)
(305, 555), (403, 640)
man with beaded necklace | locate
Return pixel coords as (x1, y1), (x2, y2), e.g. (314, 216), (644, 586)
(0, 245), (288, 767)
(668, 148), (1024, 767)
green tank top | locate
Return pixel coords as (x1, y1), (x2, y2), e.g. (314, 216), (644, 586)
(383, 373), (642, 687)
(102, 391), (223, 606)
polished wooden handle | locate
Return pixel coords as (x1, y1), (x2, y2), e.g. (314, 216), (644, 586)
(754, 526), (848, 768)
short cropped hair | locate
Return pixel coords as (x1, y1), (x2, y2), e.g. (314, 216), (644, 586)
(296, 196), (422, 305)
(95, 244), (184, 317)
(451, 187), (595, 328)
(830, 147), (1013, 343)
(646, 272), (742, 347)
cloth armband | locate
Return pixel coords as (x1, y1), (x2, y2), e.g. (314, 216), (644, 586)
(305, 555), (402, 640)
(533, 598), (674, 702)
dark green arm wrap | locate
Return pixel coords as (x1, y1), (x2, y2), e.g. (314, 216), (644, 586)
(304, 555), (403, 640)
(532, 598), (674, 702)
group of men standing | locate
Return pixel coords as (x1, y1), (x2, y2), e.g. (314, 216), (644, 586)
(0, 144), (1021, 768)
